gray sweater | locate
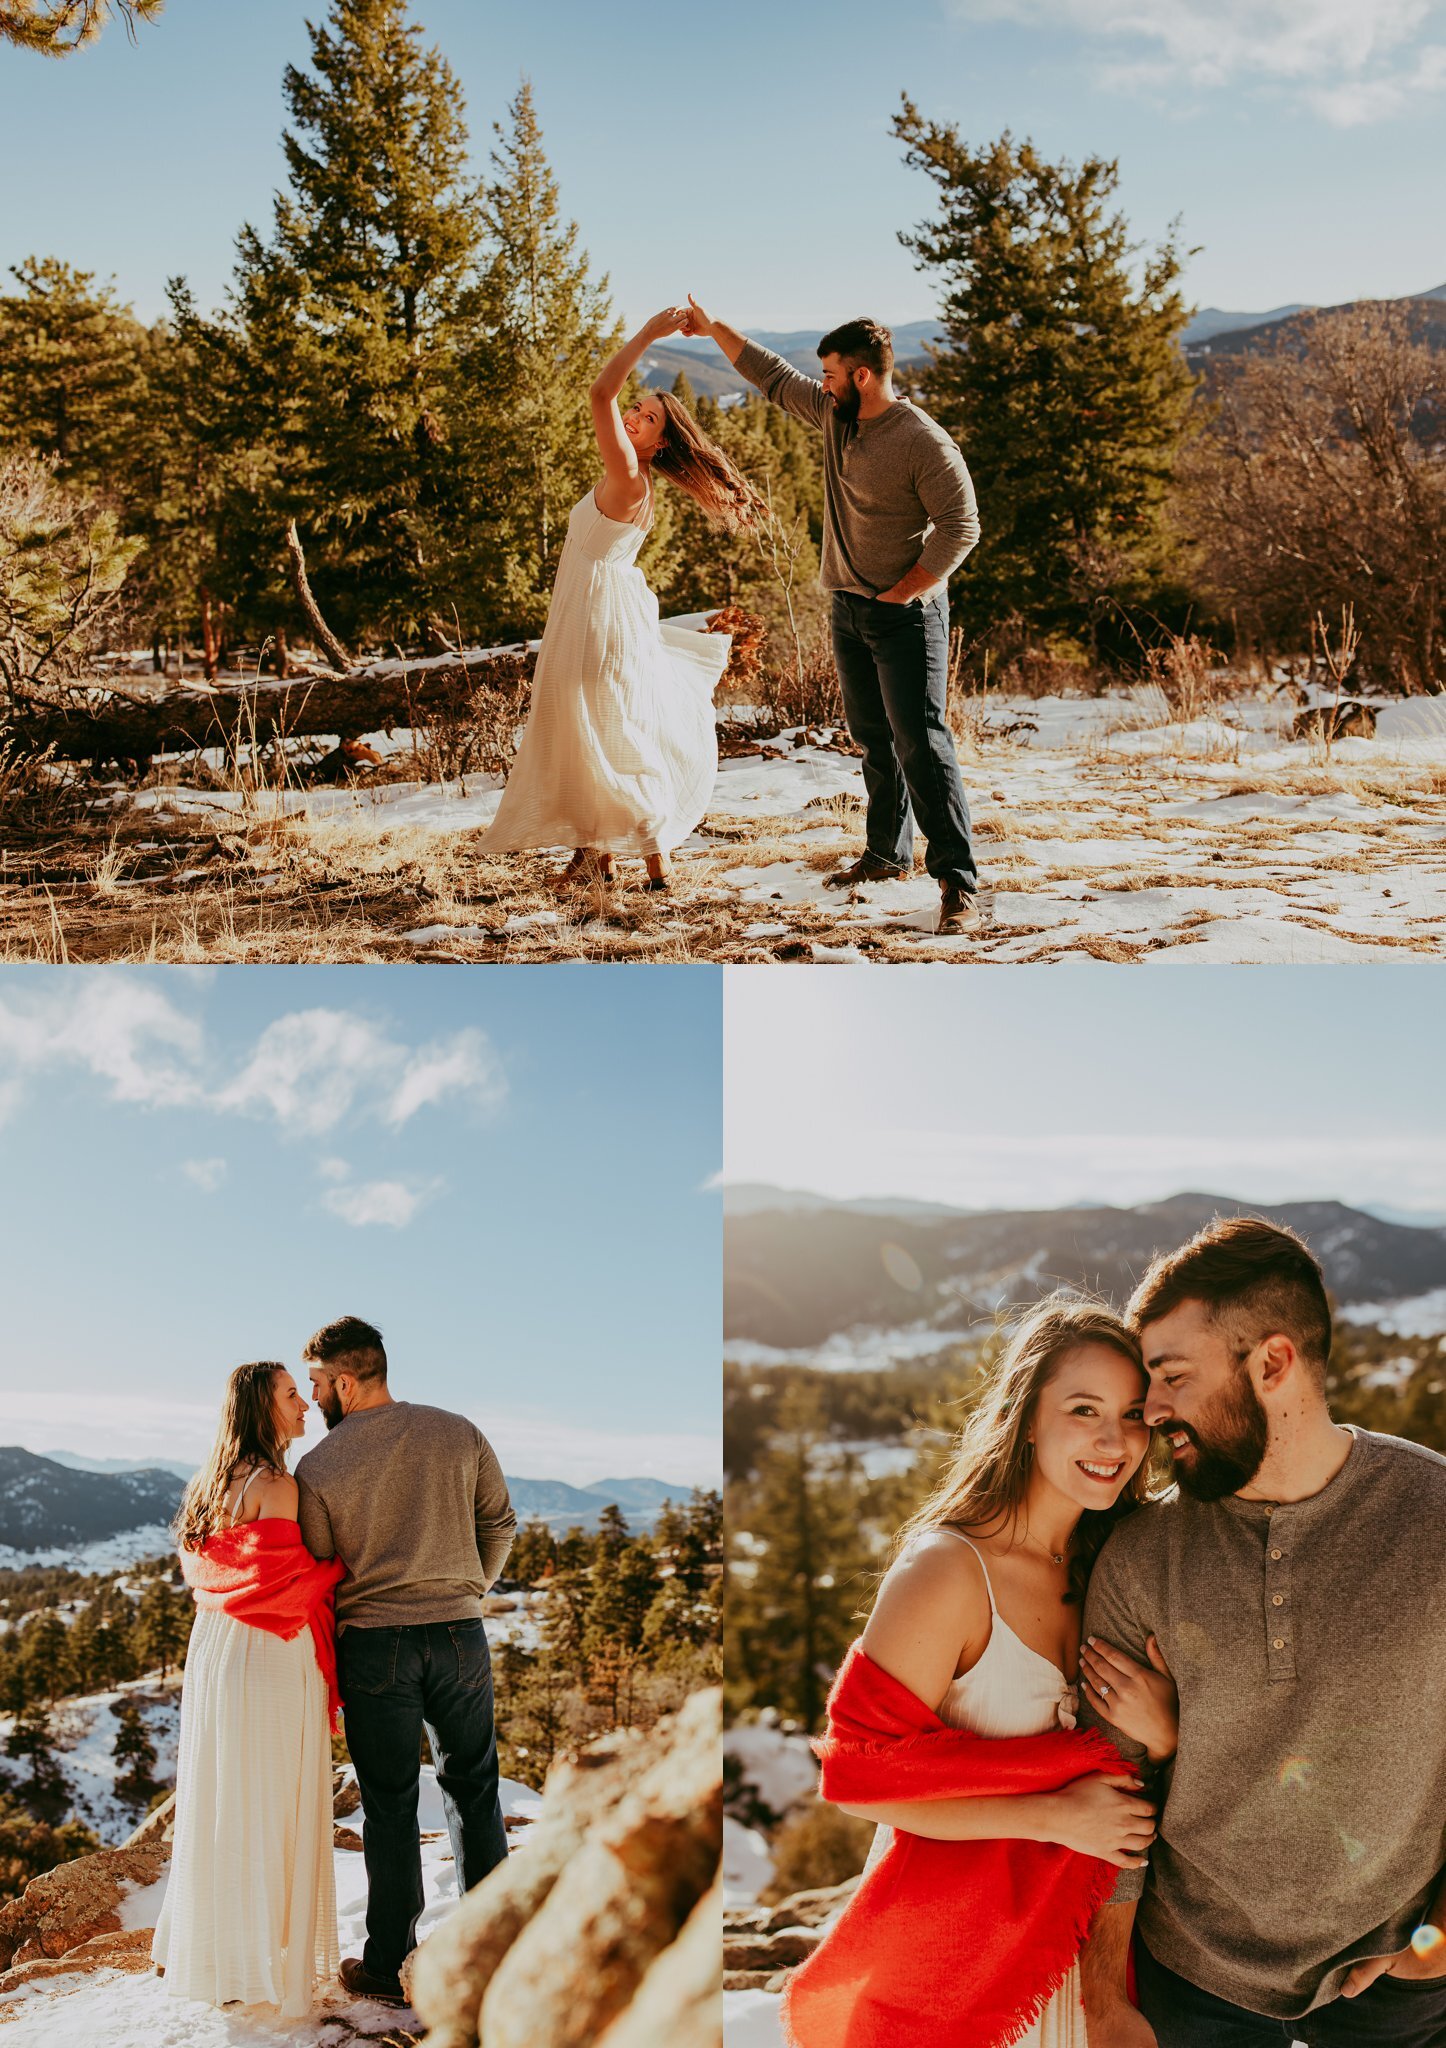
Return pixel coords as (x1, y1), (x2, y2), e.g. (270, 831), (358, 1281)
(1079, 1427), (1446, 2019)
(734, 340), (980, 601)
(295, 1401), (516, 1629)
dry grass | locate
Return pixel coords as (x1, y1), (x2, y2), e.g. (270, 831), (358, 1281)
(3, 684), (1443, 962)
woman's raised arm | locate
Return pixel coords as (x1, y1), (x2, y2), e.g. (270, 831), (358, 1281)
(589, 307), (686, 513)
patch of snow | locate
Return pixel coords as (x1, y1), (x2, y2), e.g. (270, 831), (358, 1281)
(0, 1526), (175, 1572)
(1338, 1289), (1446, 1337)
(723, 1816), (774, 1909)
(725, 1987), (786, 2045)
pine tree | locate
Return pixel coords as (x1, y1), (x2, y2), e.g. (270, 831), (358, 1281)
(0, 453), (145, 692)
(111, 1699), (157, 1807)
(226, 0), (484, 647)
(134, 1579), (190, 1680)
(508, 1520), (557, 1585)
(0, 259), (152, 480)
(892, 104), (1196, 669)
(724, 1383), (873, 1729)
(17, 1612), (72, 1705)
(451, 79), (622, 638)
(0, 0), (161, 58)
(593, 1503), (630, 1565)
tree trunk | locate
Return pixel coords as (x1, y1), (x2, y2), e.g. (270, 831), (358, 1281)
(283, 518), (351, 672)
(199, 590), (219, 684)
(273, 627), (291, 680)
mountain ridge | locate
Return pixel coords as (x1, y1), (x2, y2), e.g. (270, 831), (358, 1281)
(725, 1190), (1446, 1351)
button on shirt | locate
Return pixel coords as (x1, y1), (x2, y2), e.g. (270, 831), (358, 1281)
(1079, 1428), (1446, 2020)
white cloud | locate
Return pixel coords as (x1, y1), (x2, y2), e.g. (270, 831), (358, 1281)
(216, 1010), (507, 1135)
(181, 1157), (228, 1193)
(0, 975), (203, 1110)
(955, 0), (1446, 121)
(321, 1176), (434, 1229)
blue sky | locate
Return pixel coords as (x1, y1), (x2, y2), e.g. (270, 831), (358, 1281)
(724, 966), (1446, 1216)
(2, 0), (1442, 334)
(0, 966), (721, 1485)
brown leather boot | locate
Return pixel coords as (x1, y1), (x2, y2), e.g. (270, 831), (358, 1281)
(938, 880), (981, 934)
(823, 853), (908, 890)
(339, 1956), (407, 2005)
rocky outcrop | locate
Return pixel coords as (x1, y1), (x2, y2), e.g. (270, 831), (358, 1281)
(332, 1766), (362, 1819)
(410, 1686), (722, 2048)
(721, 1877), (855, 1993)
(0, 1927), (156, 1989)
(0, 1839), (169, 1975)
(122, 1792), (175, 1848)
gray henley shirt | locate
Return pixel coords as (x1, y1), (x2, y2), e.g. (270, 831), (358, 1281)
(295, 1400), (516, 1630)
(1079, 1427), (1446, 2020)
(734, 340), (980, 602)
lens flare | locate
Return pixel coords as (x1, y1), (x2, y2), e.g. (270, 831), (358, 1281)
(1338, 1830), (1367, 1864)
(1278, 1757), (1313, 1791)
(1411, 1925), (1445, 1959)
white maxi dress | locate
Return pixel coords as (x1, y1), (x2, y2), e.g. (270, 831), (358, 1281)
(151, 1473), (339, 2020)
(480, 485), (730, 857)
(864, 1532), (1088, 2048)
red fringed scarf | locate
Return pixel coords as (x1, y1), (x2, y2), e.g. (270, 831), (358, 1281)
(180, 1520), (345, 1730)
(782, 1642), (1127, 2048)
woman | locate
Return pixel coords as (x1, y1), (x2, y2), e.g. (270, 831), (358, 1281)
(480, 306), (765, 891)
(152, 1362), (342, 2021)
(784, 1296), (1177, 2048)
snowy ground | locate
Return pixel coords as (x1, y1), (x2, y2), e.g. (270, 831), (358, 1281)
(19, 680), (1443, 964)
(0, 1766), (545, 2046)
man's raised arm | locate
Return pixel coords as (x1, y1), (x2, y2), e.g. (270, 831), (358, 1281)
(686, 294), (829, 429)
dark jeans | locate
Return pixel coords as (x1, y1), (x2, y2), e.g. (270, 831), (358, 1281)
(1137, 1940), (1446, 2048)
(830, 589), (977, 888)
(338, 1618), (508, 1980)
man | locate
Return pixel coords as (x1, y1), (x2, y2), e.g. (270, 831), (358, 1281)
(1077, 1218), (1446, 2047)
(683, 297), (982, 933)
(295, 1315), (517, 2006)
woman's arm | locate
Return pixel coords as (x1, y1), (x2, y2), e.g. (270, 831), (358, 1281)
(844, 1536), (1155, 1867)
(589, 307), (686, 517)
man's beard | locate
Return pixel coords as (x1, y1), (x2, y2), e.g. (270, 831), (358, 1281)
(1169, 1370), (1269, 1500)
(832, 383), (861, 425)
(317, 1384), (344, 1431)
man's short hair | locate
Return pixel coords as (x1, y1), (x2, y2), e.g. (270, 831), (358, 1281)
(302, 1314), (387, 1383)
(818, 318), (894, 379)
(1128, 1217), (1332, 1375)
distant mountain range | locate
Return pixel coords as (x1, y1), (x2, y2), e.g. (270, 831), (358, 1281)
(0, 1450), (697, 1570)
(725, 1190), (1446, 1353)
(641, 288), (1446, 399)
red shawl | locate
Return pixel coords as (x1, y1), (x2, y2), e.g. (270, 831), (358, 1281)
(180, 1520), (345, 1730)
(781, 1642), (1127, 2048)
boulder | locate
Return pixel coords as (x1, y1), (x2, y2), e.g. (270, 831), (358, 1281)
(594, 1881), (722, 2048)
(0, 1840), (170, 1972)
(0, 1927), (156, 1991)
(333, 1768), (362, 1819)
(410, 1687), (721, 2048)
(334, 1825), (363, 1852)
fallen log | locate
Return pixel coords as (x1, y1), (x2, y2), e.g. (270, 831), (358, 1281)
(2, 647), (536, 774)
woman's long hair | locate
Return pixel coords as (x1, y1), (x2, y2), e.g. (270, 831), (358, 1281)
(892, 1293), (1158, 1605)
(173, 1361), (290, 1552)
(650, 392), (768, 533)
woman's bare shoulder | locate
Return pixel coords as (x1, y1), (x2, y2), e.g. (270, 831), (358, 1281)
(862, 1528), (993, 1689)
(251, 1468), (300, 1522)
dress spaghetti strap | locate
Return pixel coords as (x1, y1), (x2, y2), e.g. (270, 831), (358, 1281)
(228, 1465), (266, 1526)
(935, 1528), (999, 1614)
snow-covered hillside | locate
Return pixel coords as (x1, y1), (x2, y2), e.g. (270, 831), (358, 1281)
(0, 1677), (180, 1845)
